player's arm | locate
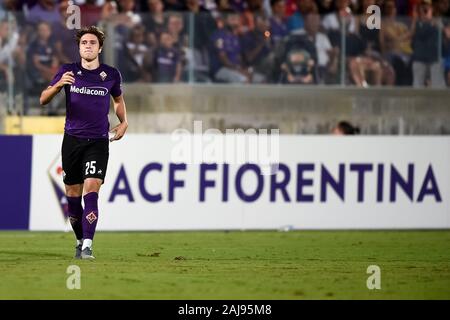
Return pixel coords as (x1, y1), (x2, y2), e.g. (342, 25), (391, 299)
(39, 71), (74, 105)
(109, 94), (128, 142)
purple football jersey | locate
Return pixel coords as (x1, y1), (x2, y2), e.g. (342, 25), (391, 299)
(50, 62), (122, 139)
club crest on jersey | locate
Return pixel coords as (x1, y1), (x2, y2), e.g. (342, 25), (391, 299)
(77, 70), (82, 76)
(100, 71), (107, 81)
(86, 212), (97, 224)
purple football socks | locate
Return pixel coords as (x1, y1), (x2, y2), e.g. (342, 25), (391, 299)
(82, 192), (99, 241)
(67, 196), (83, 241)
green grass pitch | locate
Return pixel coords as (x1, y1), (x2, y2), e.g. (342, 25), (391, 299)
(0, 230), (449, 299)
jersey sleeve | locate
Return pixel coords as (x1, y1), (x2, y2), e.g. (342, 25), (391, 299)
(110, 69), (123, 98)
(49, 64), (66, 86)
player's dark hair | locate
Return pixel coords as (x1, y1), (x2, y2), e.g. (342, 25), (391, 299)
(76, 26), (105, 48)
(337, 121), (360, 135)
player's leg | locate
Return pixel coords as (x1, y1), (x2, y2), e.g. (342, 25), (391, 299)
(65, 183), (84, 257)
(80, 138), (109, 260)
(61, 133), (85, 258)
(80, 178), (102, 259)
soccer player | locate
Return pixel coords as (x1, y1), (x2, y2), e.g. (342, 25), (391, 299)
(40, 26), (128, 260)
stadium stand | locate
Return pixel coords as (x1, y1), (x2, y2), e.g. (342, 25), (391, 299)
(0, 0), (449, 132)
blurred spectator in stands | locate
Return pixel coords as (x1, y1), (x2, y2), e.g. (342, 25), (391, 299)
(433, 0), (450, 17)
(209, 11), (251, 82)
(322, 0), (357, 43)
(407, 0), (420, 16)
(0, 19), (19, 93)
(332, 120), (360, 135)
(118, 0), (142, 25)
(284, 0), (296, 16)
(317, 0), (334, 15)
(27, 21), (58, 85)
(380, 0), (413, 85)
(167, 12), (187, 50)
(261, 0), (273, 16)
(120, 24), (153, 81)
(142, 0), (165, 48)
(346, 50), (383, 87)
(287, 0), (315, 34)
(321, 0), (356, 85)
(103, 0), (144, 43)
(186, 0), (217, 81)
(0, 17), (27, 115)
(1, 0), (22, 22)
(433, 0), (450, 85)
(111, 0), (143, 50)
(111, 0), (142, 34)
(72, 0), (106, 3)
(78, 0), (122, 27)
(1, 0), (21, 11)
(358, 0), (395, 85)
(137, 0), (149, 10)
(166, 12), (188, 77)
(27, 21), (60, 114)
(350, 0), (361, 13)
(0, 19), (19, 62)
(163, 0), (187, 11)
(443, 19), (450, 85)
(303, 12), (339, 83)
(14, 23), (27, 100)
(153, 30), (182, 82)
(215, 0), (230, 12)
(200, 0), (220, 18)
(101, 0), (119, 20)
(279, 48), (315, 84)
(26, 0), (61, 25)
(273, 3), (317, 82)
(322, 0), (382, 87)
(278, 5), (320, 84)
(411, 0), (445, 87)
(216, 0), (247, 12)
(187, 0), (216, 51)
(79, 0), (103, 27)
(358, 0), (381, 53)
(52, 0), (80, 64)
(241, 15), (274, 82)
(241, 0), (265, 32)
(269, 0), (288, 47)
(394, 0), (409, 16)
